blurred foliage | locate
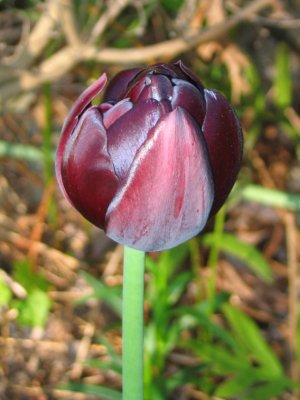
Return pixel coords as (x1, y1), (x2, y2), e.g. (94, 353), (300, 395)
(274, 42), (292, 110)
(2, 260), (52, 328)
(0, 0), (300, 398)
(68, 240), (294, 399)
(0, 0), (39, 10)
(160, 0), (184, 13)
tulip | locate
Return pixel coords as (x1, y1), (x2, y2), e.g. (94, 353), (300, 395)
(56, 61), (243, 252)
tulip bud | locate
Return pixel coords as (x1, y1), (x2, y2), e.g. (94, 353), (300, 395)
(56, 61), (243, 251)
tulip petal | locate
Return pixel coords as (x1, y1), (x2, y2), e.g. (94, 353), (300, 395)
(203, 89), (243, 215)
(99, 102), (114, 113)
(171, 79), (206, 125)
(104, 68), (143, 102)
(61, 107), (119, 228)
(128, 74), (173, 102)
(175, 60), (204, 91)
(124, 75), (150, 102)
(103, 99), (133, 129)
(107, 99), (164, 181)
(145, 63), (187, 81)
(56, 73), (108, 199)
(105, 107), (214, 251)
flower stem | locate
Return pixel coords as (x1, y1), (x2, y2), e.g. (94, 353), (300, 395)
(122, 246), (145, 400)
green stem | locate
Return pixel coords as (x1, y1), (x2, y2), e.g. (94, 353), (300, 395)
(122, 246), (145, 400)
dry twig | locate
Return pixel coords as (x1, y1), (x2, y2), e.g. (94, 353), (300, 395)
(88, 0), (132, 43)
(284, 212), (300, 395)
(0, 0), (273, 106)
(5, 0), (61, 68)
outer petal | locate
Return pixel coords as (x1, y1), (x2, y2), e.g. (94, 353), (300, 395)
(61, 107), (119, 228)
(202, 89), (243, 215)
(171, 78), (206, 126)
(175, 60), (204, 92)
(56, 73), (108, 200)
(107, 99), (164, 181)
(105, 107), (214, 252)
(103, 68), (143, 102)
(143, 63), (187, 81)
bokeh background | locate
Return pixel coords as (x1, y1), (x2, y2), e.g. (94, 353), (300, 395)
(0, 0), (300, 399)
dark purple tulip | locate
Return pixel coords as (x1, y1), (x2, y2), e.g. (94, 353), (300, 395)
(56, 61), (243, 251)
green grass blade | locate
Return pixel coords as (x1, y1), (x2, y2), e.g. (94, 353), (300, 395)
(0, 140), (47, 162)
(274, 42), (292, 109)
(202, 232), (272, 282)
(78, 271), (122, 316)
(223, 304), (283, 376)
(241, 184), (300, 213)
(215, 371), (260, 398)
(60, 383), (122, 399)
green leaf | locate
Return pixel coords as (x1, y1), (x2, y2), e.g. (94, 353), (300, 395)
(86, 335), (121, 374)
(248, 377), (291, 399)
(60, 383), (122, 400)
(78, 271), (122, 316)
(13, 289), (51, 327)
(216, 371), (290, 399)
(241, 184), (300, 213)
(160, 0), (184, 13)
(202, 233), (272, 282)
(195, 291), (230, 314)
(223, 304), (283, 376)
(14, 260), (50, 292)
(245, 65), (266, 115)
(274, 42), (292, 109)
(166, 365), (208, 391)
(158, 242), (189, 269)
(144, 322), (157, 356)
(84, 359), (122, 375)
(166, 271), (192, 305)
(215, 371), (259, 398)
(112, 36), (134, 49)
(10, 260), (51, 327)
(194, 342), (248, 372)
(0, 277), (12, 306)
(0, 140), (49, 163)
(147, 243), (189, 304)
(176, 303), (236, 349)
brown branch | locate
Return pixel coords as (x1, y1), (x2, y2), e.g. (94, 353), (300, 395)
(0, 46), (81, 101)
(285, 212), (300, 394)
(5, 0), (61, 69)
(0, 0), (273, 105)
(88, 0), (132, 44)
(88, 0), (273, 63)
(254, 16), (300, 29)
(60, 0), (83, 47)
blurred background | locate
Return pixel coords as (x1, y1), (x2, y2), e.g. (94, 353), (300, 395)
(0, 0), (300, 399)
